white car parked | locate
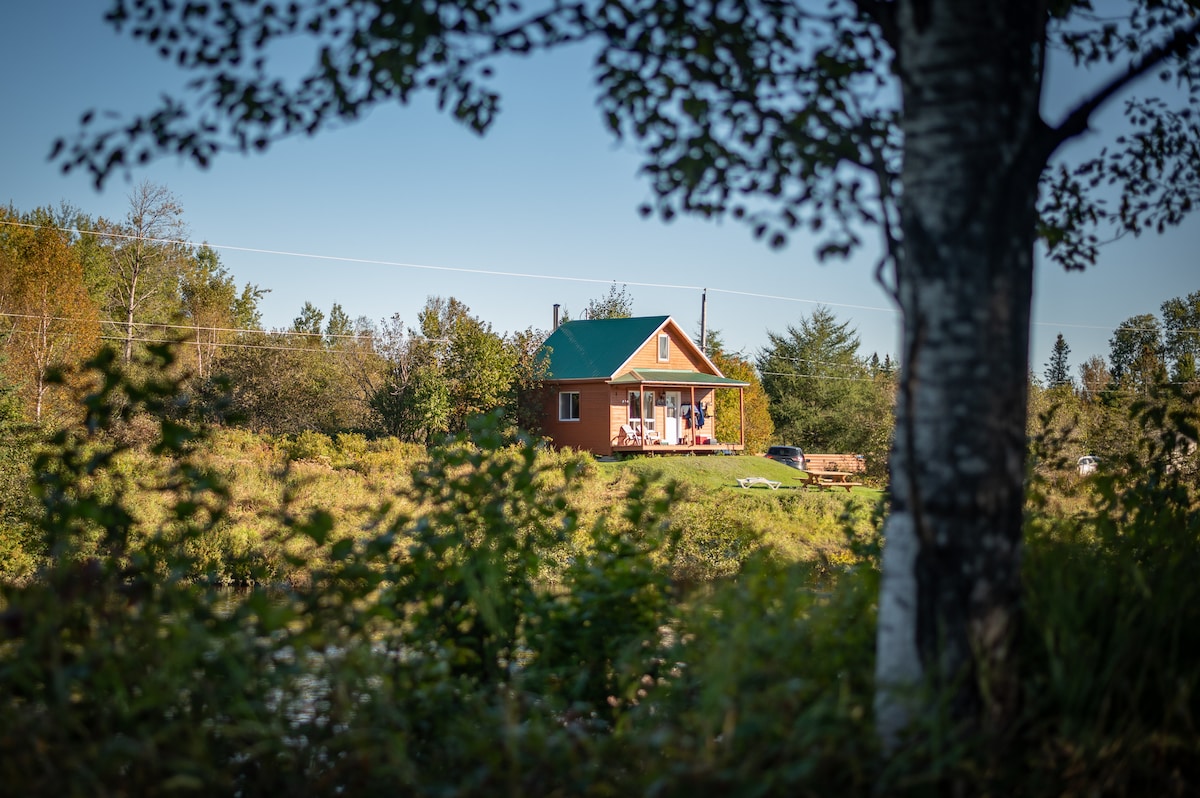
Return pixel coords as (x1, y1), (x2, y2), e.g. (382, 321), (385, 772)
(1077, 455), (1100, 476)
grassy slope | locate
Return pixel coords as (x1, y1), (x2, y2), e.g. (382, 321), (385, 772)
(602, 453), (876, 493)
(198, 443), (886, 582)
(590, 454), (882, 580)
(1, 428), (883, 584)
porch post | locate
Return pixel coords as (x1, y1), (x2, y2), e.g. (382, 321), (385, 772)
(739, 388), (745, 448)
(690, 386), (697, 445)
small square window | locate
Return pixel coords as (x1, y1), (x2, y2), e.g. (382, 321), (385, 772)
(657, 333), (669, 361)
(559, 391), (580, 421)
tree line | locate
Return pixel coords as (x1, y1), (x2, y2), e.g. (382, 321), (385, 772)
(0, 186), (544, 440)
(1032, 290), (1200, 471)
(6, 187), (1194, 474)
(0, 196), (864, 453)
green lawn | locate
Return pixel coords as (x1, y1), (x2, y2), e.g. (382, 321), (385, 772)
(597, 454), (880, 496)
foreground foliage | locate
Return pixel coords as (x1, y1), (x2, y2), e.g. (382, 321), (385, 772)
(0, 351), (1197, 795)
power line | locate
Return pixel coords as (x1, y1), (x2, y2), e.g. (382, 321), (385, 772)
(0, 310), (453, 345)
(3, 218), (1198, 336)
(759, 370), (886, 382)
(0, 218), (903, 318)
(96, 334), (374, 355)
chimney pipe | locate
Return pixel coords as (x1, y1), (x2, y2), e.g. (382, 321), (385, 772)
(700, 289), (708, 352)
(553, 303), (560, 330)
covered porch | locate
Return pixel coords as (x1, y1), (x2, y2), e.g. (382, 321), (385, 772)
(609, 370), (747, 455)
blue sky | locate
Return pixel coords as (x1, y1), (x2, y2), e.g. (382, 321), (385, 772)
(3, 2), (1197, 375)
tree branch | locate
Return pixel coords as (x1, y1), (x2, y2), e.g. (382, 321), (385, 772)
(1047, 14), (1200, 156)
(852, 0), (899, 48)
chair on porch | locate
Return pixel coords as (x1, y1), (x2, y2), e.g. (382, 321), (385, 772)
(633, 419), (661, 444)
(619, 424), (642, 445)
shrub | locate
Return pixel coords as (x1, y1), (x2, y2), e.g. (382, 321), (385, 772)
(284, 429), (336, 465)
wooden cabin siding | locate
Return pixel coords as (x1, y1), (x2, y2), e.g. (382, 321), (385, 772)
(541, 381), (618, 455)
(625, 326), (714, 372)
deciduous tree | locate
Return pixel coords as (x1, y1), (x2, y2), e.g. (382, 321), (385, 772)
(370, 313), (451, 443)
(1110, 313), (1166, 391)
(708, 345), (773, 454)
(0, 210), (101, 424)
(179, 244), (263, 378)
(1162, 290), (1200, 384)
(505, 325), (551, 434)
(106, 182), (188, 363)
(1078, 355), (1112, 405)
(583, 283), (634, 320)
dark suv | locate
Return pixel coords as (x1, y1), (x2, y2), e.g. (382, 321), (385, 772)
(765, 445), (806, 470)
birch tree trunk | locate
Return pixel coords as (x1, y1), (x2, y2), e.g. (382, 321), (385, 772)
(875, 1), (1050, 743)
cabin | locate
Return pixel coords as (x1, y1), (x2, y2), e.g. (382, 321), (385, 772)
(538, 315), (749, 456)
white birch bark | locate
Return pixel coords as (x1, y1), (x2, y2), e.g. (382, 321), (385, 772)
(875, 0), (1048, 745)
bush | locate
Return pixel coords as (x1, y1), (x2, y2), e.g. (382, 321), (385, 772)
(284, 429), (336, 465)
(0, 424), (40, 581)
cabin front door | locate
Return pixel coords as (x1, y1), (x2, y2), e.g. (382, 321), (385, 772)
(663, 391), (681, 444)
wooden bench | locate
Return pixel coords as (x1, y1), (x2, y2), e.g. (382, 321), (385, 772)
(737, 476), (781, 490)
(799, 471), (862, 492)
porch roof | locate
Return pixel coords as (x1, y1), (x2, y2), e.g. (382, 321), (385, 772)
(610, 369), (749, 387)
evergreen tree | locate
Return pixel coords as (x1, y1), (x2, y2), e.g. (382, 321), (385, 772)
(292, 301), (325, 339)
(1044, 333), (1072, 390)
(757, 306), (879, 455)
(325, 303), (354, 346)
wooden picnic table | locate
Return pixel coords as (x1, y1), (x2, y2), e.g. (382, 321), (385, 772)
(799, 470), (863, 492)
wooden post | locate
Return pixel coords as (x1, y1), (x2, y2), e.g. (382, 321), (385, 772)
(690, 386), (697, 445)
(739, 387), (745, 449)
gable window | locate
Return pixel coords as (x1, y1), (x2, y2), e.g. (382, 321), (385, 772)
(657, 333), (669, 362)
(558, 391), (581, 421)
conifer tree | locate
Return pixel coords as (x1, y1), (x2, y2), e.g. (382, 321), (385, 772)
(1044, 333), (1072, 390)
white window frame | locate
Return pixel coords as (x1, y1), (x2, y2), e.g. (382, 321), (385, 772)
(558, 391), (581, 422)
(657, 333), (670, 362)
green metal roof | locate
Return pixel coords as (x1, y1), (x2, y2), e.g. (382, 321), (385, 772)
(539, 316), (671, 379)
(610, 369), (749, 387)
